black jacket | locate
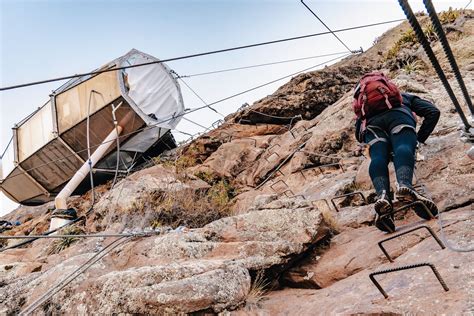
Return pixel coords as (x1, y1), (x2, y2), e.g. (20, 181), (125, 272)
(355, 93), (440, 144)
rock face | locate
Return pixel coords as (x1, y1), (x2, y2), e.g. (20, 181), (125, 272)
(0, 198), (329, 314)
(254, 207), (474, 315)
(94, 164), (211, 214)
(231, 65), (371, 123)
(1, 10), (473, 315)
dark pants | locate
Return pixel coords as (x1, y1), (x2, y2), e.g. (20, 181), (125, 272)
(364, 109), (417, 196)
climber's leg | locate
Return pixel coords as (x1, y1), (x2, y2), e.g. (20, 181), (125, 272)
(391, 126), (438, 219)
(365, 129), (395, 233)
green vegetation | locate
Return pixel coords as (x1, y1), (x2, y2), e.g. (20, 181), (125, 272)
(423, 23), (437, 41)
(386, 8), (462, 62)
(386, 29), (417, 60)
(194, 170), (216, 184)
(47, 226), (85, 255)
(438, 7), (461, 24)
(401, 59), (424, 74)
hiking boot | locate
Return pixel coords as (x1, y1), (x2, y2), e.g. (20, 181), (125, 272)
(396, 185), (438, 220)
(374, 191), (395, 233)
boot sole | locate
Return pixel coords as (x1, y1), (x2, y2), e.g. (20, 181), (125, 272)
(396, 187), (438, 220)
(374, 199), (395, 233)
(374, 199), (392, 215)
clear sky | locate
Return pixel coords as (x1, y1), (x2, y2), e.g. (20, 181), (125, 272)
(0, 0), (470, 216)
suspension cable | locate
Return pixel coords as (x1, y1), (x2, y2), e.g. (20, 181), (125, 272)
(0, 19), (403, 91)
(86, 91), (99, 207)
(0, 231), (159, 240)
(300, 0), (355, 53)
(465, 0), (472, 9)
(245, 109), (302, 121)
(19, 236), (132, 315)
(2, 53), (352, 182)
(175, 74), (225, 117)
(423, 0), (473, 115)
(398, 0), (472, 130)
(0, 136), (13, 159)
(177, 51), (348, 78)
(182, 116), (210, 131)
(203, 53), (351, 108)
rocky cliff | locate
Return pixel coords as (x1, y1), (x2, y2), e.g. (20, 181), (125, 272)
(1, 9), (473, 315)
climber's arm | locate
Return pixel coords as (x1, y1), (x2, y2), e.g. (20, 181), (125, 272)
(410, 96), (441, 144)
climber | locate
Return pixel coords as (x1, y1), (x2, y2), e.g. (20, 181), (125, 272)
(353, 72), (440, 233)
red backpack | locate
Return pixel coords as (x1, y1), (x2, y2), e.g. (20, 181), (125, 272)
(352, 72), (402, 130)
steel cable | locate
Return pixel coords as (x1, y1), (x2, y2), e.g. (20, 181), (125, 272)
(398, 0), (471, 130)
(177, 51), (348, 78)
(2, 53), (351, 182)
(176, 76), (225, 117)
(0, 136), (13, 159)
(19, 236), (132, 315)
(300, 0), (354, 53)
(0, 19), (404, 91)
(413, 170), (474, 253)
(423, 0), (474, 115)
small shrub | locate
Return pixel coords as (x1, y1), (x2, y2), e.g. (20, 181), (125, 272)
(194, 170), (216, 185)
(175, 155), (197, 174)
(399, 28), (417, 44)
(207, 180), (233, 209)
(401, 59), (424, 74)
(150, 219), (162, 229)
(386, 29), (417, 60)
(438, 7), (461, 24)
(47, 226), (84, 255)
(423, 23), (437, 41)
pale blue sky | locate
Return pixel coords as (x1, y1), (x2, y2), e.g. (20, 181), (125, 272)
(0, 0), (469, 215)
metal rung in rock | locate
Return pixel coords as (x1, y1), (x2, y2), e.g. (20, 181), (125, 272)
(330, 191), (368, 212)
(369, 262), (449, 298)
(378, 225), (445, 262)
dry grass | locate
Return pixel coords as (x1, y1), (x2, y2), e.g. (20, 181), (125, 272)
(47, 226), (85, 255)
(438, 7), (461, 24)
(246, 270), (270, 306)
(320, 208), (341, 234)
(158, 180), (233, 228)
(131, 178), (235, 229)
